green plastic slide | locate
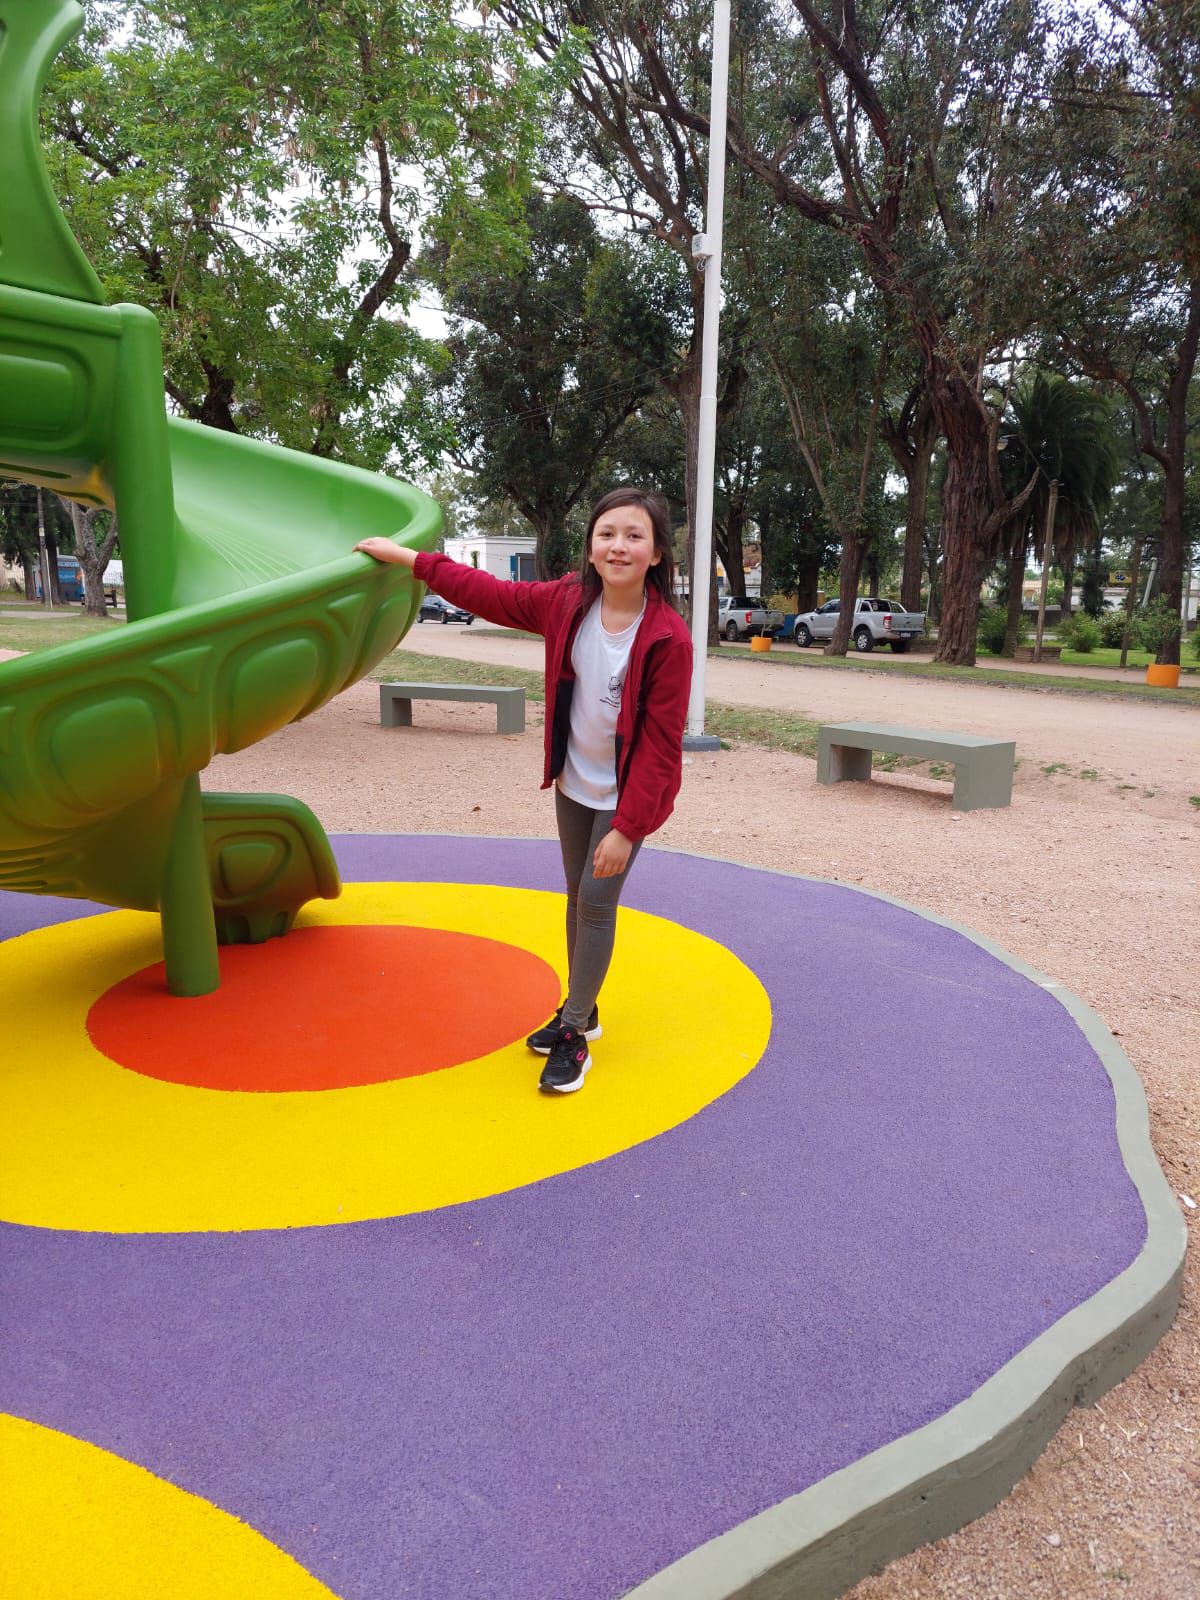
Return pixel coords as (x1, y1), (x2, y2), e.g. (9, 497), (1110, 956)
(0, 1), (440, 994)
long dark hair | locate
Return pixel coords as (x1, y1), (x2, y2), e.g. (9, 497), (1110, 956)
(579, 487), (678, 606)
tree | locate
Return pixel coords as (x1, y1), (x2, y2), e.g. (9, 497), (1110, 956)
(995, 372), (1120, 652)
(56, 498), (120, 618)
(43, 0), (558, 470)
(433, 193), (677, 575)
(0, 482), (73, 601)
(731, 198), (891, 653)
(629, 0), (1079, 662)
(1049, 0), (1200, 664)
(492, 0), (754, 629)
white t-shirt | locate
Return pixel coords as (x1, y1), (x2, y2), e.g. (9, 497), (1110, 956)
(558, 598), (645, 809)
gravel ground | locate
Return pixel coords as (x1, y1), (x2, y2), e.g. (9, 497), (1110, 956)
(201, 628), (1200, 1600)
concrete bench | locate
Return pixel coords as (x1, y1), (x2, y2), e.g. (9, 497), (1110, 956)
(817, 721), (1015, 811)
(379, 682), (525, 735)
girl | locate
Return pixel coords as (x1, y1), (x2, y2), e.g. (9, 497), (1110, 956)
(355, 487), (692, 1095)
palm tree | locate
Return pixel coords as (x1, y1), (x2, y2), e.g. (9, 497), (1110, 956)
(995, 374), (1121, 655)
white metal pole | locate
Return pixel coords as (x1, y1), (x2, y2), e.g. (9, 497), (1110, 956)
(684, 0), (731, 747)
(36, 486), (53, 610)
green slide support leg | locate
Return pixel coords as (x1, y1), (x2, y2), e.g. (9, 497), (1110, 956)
(160, 775), (220, 997)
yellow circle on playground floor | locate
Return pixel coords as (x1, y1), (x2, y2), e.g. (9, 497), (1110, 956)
(0, 883), (771, 1233)
(0, 1414), (341, 1600)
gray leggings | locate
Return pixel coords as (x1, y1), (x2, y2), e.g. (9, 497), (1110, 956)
(555, 787), (643, 1029)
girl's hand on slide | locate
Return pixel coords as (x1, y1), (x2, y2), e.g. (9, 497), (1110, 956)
(354, 537), (417, 568)
(592, 829), (633, 879)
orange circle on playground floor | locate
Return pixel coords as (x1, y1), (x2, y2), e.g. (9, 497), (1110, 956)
(86, 925), (562, 1092)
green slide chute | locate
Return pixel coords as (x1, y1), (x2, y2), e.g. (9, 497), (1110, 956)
(0, 1), (440, 994)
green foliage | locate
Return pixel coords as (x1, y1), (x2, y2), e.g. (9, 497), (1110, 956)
(1059, 611), (1101, 653)
(432, 193), (679, 575)
(1000, 374), (1121, 566)
(41, 0), (561, 470)
(976, 605), (1016, 656)
(1132, 598), (1183, 662)
(1098, 607), (1130, 648)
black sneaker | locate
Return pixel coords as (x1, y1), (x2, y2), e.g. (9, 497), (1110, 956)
(526, 1004), (601, 1055)
(538, 1026), (591, 1094)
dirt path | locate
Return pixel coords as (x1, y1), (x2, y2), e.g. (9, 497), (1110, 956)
(396, 624), (1200, 813)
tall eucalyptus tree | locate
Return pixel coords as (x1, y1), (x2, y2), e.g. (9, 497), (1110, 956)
(1049, 0), (1199, 663)
(626, 0), (1081, 662)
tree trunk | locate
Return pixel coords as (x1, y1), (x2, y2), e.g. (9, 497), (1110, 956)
(933, 393), (995, 665)
(1002, 529), (1027, 656)
(795, 550), (822, 613)
(1156, 276), (1200, 665)
(902, 432), (940, 611)
(720, 505), (748, 598)
(1158, 420), (1187, 667)
(59, 499), (119, 618)
(21, 552), (37, 599)
(533, 508), (573, 580)
(864, 546), (880, 598)
(924, 523), (942, 623)
(1060, 556), (1074, 618)
(827, 532), (869, 655)
(43, 521), (63, 604)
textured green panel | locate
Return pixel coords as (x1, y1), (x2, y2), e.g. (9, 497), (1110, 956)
(217, 838), (285, 899)
(224, 636), (324, 751)
(0, 350), (80, 430)
(50, 697), (162, 812)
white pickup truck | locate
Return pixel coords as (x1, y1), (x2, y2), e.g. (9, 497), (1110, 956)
(718, 594), (784, 641)
(792, 597), (925, 652)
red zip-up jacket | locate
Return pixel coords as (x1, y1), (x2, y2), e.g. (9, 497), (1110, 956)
(412, 552), (693, 843)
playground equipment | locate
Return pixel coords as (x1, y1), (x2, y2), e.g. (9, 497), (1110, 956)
(0, 0), (440, 995)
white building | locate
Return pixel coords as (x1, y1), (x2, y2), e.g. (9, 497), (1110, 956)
(444, 535), (537, 583)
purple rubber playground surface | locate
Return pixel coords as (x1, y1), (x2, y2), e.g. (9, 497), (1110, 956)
(1, 835), (1145, 1600)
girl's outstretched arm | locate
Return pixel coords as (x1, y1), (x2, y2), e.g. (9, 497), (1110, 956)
(355, 539), (560, 635)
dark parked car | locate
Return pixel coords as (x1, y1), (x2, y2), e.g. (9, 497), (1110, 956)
(418, 595), (474, 624)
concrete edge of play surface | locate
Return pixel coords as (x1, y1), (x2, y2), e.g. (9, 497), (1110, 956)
(615, 848), (1187, 1600)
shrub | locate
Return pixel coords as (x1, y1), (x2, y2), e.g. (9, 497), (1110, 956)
(979, 604), (1024, 656)
(1191, 625), (1200, 661)
(1098, 608), (1128, 648)
(1059, 611), (1101, 653)
(1133, 598), (1183, 661)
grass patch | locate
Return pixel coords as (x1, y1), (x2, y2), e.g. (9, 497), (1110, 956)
(1059, 645), (1154, 668)
(708, 644), (1196, 704)
(704, 703), (823, 758)
(1190, 796), (1200, 809)
(0, 613), (124, 655)
(371, 648), (545, 699)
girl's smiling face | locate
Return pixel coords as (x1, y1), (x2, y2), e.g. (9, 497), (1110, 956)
(588, 505), (661, 597)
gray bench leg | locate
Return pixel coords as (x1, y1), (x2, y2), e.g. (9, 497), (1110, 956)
(496, 696), (525, 734)
(379, 689), (412, 728)
(819, 739), (873, 785)
(951, 748), (1014, 811)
